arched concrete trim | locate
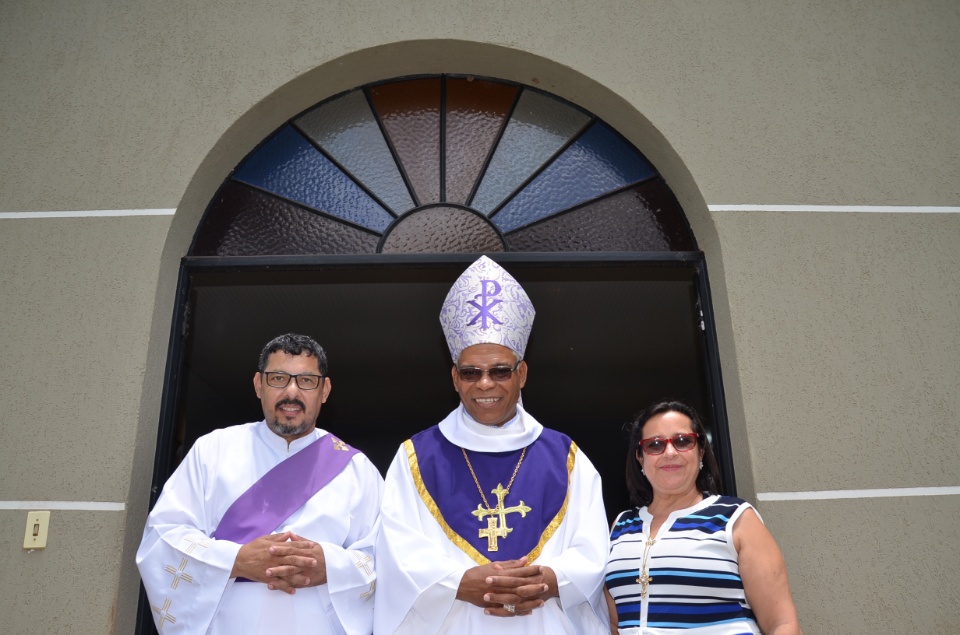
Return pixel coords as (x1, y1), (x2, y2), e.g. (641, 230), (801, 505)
(166, 39), (722, 260)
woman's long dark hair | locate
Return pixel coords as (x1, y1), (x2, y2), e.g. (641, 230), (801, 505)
(624, 400), (722, 508)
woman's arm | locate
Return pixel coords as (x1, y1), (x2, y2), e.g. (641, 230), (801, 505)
(734, 508), (803, 635)
(603, 586), (619, 635)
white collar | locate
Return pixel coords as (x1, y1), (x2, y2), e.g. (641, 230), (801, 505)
(255, 420), (325, 454)
(439, 403), (543, 452)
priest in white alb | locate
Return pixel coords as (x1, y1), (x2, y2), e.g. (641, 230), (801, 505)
(137, 333), (383, 634)
(374, 256), (610, 634)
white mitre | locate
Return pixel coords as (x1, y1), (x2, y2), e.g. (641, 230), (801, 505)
(439, 255), (535, 361)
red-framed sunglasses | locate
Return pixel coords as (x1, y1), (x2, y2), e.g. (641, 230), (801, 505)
(638, 432), (700, 455)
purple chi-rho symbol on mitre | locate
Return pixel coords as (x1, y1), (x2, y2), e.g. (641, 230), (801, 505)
(440, 256), (536, 362)
(467, 280), (503, 329)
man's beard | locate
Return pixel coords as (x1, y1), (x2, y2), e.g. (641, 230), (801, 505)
(268, 398), (312, 438)
(268, 417), (311, 438)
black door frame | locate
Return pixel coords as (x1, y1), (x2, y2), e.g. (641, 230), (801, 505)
(136, 250), (735, 635)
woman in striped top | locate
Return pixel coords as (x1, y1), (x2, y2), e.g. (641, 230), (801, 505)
(604, 401), (802, 634)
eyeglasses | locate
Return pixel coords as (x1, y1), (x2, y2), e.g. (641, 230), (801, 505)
(639, 433), (700, 455)
(263, 372), (324, 390)
(456, 359), (522, 382)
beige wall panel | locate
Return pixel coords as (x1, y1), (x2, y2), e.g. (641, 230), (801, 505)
(1, 0), (958, 632)
(0, 510), (126, 634)
(1, 1), (958, 212)
(0, 216), (171, 502)
(715, 212), (960, 491)
(759, 496), (960, 634)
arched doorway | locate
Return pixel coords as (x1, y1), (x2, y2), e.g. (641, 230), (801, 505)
(140, 74), (734, 632)
(159, 72), (735, 507)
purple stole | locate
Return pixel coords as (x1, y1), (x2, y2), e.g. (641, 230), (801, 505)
(406, 426), (574, 564)
(213, 433), (358, 544)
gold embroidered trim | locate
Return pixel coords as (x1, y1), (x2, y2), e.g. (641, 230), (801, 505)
(164, 558), (194, 590)
(182, 536), (210, 554)
(355, 553), (373, 575)
(360, 580), (376, 602)
(404, 438), (578, 565)
(525, 441), (576, 562)
(405, 439), (490, 565)
(150, 598), (177, 630)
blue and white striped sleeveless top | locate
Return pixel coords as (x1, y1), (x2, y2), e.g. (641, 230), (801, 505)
(605, 495), (760, 634)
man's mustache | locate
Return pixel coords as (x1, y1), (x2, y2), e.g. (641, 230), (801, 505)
(275, 398), (306, 411)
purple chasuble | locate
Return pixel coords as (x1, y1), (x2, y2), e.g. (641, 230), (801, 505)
(408, 426), (572, 562)
(213, 433), (358, 544)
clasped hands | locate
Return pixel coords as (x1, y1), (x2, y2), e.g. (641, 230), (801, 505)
(457, 556), (558, 617)
(230, 531), (326, 594)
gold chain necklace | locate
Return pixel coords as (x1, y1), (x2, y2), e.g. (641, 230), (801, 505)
(637, 534), (656, 597)
(462, 446), (527, 508)
(636, 494), (702, 597)
(462, 447), (532, 552)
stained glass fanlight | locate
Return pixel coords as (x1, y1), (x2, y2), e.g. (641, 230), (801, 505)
(191, 75), (695, 256)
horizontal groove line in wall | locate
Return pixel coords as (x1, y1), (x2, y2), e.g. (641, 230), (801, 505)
(757, 486), (960, 501)
(0, 209), (175, 219)
(0, 501), (126, 511)
(709, 205), (960, 214)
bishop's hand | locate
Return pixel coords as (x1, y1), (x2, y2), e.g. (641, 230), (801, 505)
(482, 560), (558, 617)
(457, 558), (527, 610)
(456, 556), (556, 617)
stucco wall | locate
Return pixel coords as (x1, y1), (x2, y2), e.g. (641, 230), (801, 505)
(1, 1), (957, 633)
(715, 211), (960, 632)
(0, 217), (171, 633)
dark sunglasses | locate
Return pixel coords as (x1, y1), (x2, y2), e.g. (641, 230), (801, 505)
(456, 359), (522, 383)
(638, 432), (700, 455)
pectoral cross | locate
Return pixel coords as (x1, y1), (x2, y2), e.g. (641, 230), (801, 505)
(472, 483), (532, 552)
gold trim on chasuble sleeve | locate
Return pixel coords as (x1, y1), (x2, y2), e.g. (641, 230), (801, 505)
(150, 598), (177, 630)
(164, 558), (195, 589)
(403, 438), (578, 565)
